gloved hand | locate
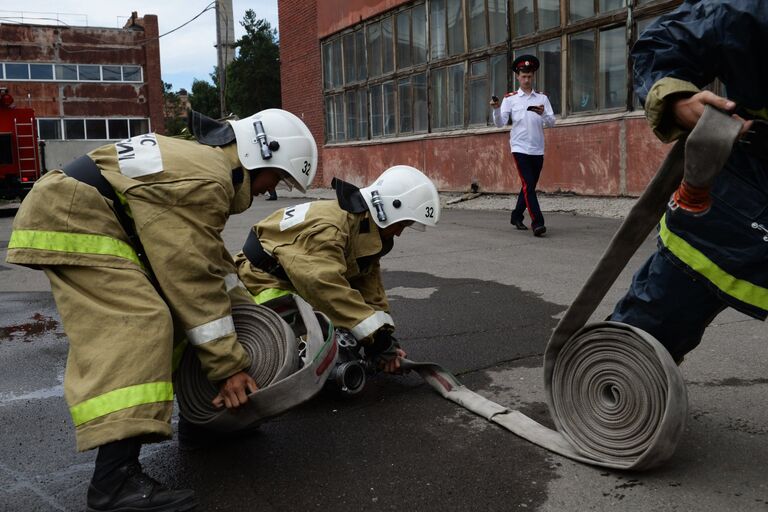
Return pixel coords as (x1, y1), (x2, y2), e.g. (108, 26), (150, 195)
(364, 329), (407, 374)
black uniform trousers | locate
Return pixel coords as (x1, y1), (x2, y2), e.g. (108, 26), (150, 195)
(511, 152), (545, 229)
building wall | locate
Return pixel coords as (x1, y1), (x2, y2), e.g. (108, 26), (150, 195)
(279, 0), (327, 183)
(279, 0), (673, 197)
(0, 14), (164, 169)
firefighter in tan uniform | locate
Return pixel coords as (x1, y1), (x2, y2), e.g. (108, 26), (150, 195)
(235, 166), (440, 374)
(5, 109), (318, 512)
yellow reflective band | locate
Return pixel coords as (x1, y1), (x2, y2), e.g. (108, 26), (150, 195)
(251, 288), (292, 305)
(70, 381), (174, 426)
(659, 215), (768, 309)
(9, 229), (141, 266)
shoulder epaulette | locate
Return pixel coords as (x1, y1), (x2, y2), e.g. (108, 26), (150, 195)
(504, 92), (517, 97)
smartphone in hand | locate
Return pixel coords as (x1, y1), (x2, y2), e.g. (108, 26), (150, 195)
(527, 105), (537, 111)
(491, 95), (499, 103)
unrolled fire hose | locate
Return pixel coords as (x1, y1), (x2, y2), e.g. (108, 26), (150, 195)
(175, 296), (337, 432)
(402, 106), (743, 470)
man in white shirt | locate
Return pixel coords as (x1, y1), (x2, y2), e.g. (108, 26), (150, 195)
(491, 55), (556, 237)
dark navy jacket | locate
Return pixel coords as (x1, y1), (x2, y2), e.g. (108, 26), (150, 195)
(632, 0), (768, 318)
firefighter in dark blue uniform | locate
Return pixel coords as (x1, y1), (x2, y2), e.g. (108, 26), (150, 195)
(611, 0), (768, 363)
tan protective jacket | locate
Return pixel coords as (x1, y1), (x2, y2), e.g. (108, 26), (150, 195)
(8, 134), (253, 381)
(235, 200), (394, 341)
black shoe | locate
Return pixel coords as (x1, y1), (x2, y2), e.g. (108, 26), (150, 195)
(511, 218), (528, 230)
(86, 462), (197, 512)
(533, 226), (547, 237)
(265, 195), (278, 201)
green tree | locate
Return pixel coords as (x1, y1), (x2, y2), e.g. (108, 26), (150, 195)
(190, 72), (221, 118)
(225, 11), (281, 117)
(162, 81), (187, 136)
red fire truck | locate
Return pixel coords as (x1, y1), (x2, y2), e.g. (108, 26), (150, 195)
(0, 87), (42, 199)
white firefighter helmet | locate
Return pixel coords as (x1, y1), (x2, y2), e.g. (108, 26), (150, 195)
(228, 109), (318, 193)
(359, 165), (440, 231)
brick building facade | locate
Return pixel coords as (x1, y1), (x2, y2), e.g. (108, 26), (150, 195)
(0, 12), (164, 169)
(277, 0), (684, 196)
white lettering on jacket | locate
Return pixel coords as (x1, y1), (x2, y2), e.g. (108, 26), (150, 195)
(279, 202), (311, 231)
(115, 133), (163, 178)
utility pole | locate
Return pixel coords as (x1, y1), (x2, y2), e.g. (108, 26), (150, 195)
(215, 0), (235, 116)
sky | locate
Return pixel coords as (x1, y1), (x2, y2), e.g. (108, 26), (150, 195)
(0, 1), (279, 92)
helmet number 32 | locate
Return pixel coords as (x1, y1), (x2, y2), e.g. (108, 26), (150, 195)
(425, 206), (435, 218)
(301, 161), (311, 176)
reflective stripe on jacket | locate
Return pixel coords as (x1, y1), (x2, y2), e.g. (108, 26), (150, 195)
(7, 135), (253, 381)
(632, 0), (768, 318)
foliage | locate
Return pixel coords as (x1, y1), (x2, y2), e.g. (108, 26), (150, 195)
(224, 11), (281, 117)
(162, 81), (187, 136)
(190, 72), (221, 119)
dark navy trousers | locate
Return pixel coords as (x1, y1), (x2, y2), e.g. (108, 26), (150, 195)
(511, 152), (545, 229)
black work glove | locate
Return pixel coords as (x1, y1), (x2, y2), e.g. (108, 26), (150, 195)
(363, 329), (399, 362)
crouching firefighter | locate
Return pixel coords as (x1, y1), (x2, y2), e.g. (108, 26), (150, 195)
(5, 108), (317, 512)
(235, 165), (441, 394)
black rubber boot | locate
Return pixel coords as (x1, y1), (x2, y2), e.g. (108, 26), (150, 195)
(86, 462), (197, 511)
(88, 439), (196, 511)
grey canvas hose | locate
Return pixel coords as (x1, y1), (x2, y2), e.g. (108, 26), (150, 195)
(407, 106), (743, 469)
(175, 296), (337, 432)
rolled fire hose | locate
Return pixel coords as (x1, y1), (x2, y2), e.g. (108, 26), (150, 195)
(404, 106), (743, 469)
(175, 296), (337, 432)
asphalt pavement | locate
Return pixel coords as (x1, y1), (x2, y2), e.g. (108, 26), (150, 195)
(1, 192), (767, 512)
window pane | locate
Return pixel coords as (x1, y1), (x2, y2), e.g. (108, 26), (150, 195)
(30, 64), (53, 80)
(490, 53), (508, 101)
(382, 17), (394, 74)
(539, 38), (562, 114)
(323, 42), (333, 89)
(412, 4), (427, 64)
(513, 0), (534, 37)
(599, 26), (626, 109)
(430, 0), (447, 60)
(413, 73), (428, 132)
(368, 22), (383, 77)
(430, 67), (448, 129)
(325, 97), (336, 142)
(370, 85), (383, 137)
(469, 78), (489, 125)
(488, 0), (507, 44)
(331, 39), (343, 87)
(399, 78), (413, 133)
(0, 134), (12, 165)
(600, 0), (626, 13)
(468, 0), (487, 50)
(86, 119), (107, 139)
(122, 66), (141, 82)
(102, 65), (122, 81)
(357, 87), (368, 139)
(38, 119), (62, 140)
(396, 11), (411, 70)
(0, 65), (3, 79)
(79, 65), (100, 81)
(539, 0), (560, 30)
(130, 119), (150, 136)
(108, 119), (129, 140)
(355, 30), (368, 80)
(334, 94), (345, 141)
(6, 63), (29, 80)
(570, 31), (596, 112)
(447, 0), (465, 56)
(448, 63), (465, 127)
(383, 81), (396, 135)
(64, 119), (85, 140)
(343, 33), (356, 83)
(346, 90), (359, 139)
(570, 0), (595, 22)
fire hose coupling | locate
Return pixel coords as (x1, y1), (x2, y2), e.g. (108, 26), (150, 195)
(327, 329), (375, 396)
(668, 181), (712, 216)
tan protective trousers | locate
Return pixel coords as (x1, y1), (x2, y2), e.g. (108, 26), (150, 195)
(44, 265), (175, 451)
